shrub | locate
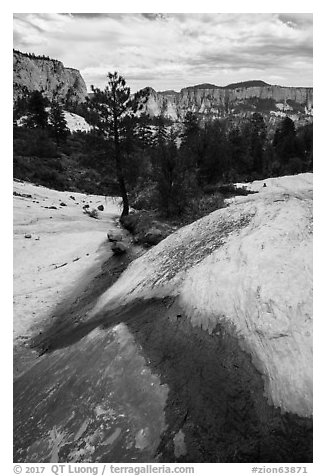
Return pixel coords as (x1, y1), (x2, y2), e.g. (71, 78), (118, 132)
(130, 182), (160, 210)
(33, 168), (67, 190)
(183, 193), (225, 222)
(217, 183), (257, 197)
(13, 155), (67, 190)
(13, 126), (58, 158)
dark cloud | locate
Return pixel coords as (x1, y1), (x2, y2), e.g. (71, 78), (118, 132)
(141, 13), (165, 21)
(184, 38), (312, 70)
(278, 13), (313, 28)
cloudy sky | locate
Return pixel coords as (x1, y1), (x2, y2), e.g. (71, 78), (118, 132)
(13, 13), (313, 92)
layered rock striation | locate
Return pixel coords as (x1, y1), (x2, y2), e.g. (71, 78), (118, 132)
(135, 81), (313, 120)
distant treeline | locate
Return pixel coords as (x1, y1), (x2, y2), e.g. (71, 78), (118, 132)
(13, 49), (55, 62)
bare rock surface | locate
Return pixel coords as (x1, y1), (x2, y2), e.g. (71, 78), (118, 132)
(92, 173), (313, 418)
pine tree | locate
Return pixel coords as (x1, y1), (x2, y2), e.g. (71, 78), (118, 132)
(273, 116), (297, 164)
(89, 72), (132, 218)
(249, 113), (267, 175)
(49, 101), (69, 143)
(153, 114), (168, 147)
(135, 113), (153, 150)
(181, 111), (200, 147)
(199, 119), (229, 184)
(25, 90), (48, 129)
(180, 111), (201, 170)
(155, 128), (178, 216)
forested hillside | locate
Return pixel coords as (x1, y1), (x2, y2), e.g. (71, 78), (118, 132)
(13, 81), (313, 225)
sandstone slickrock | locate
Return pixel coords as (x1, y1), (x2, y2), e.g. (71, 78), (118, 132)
(13, 176), (313, 463)
(13, 50), (87, 103)
(91, 173), (313, 418)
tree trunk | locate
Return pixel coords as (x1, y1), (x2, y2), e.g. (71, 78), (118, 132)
(113, 113), (129, 219)
(116, 160), (129, 218)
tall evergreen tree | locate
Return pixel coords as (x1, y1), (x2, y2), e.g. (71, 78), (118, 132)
(49, 101), (69, 143)
(89, 72), (132, 218)
(228, 126), (250, 179)
(296, 123), (313, 171)
(153, 114), (168, 147)
(181, 111), (200, 146)
(249, 113), (267, 175)
(25, 90), (49, 129)
(199, 119), (229, 184)
(273, 116), (297, 163)
(154, 128), (186, 216)
(180, 111), (202, 170)
(135, 113), (153, 151)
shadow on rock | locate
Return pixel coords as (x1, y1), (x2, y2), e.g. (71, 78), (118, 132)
(26, 294), (312, 463)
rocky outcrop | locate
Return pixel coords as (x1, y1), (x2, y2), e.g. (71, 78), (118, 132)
(13, 50), (87, 103)
(135, 81), (313, 121)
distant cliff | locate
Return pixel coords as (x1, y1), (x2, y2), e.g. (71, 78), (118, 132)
(135, 81), (313, 121)
(13, 50), (87, 104)
(13, 49), (313, 122)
